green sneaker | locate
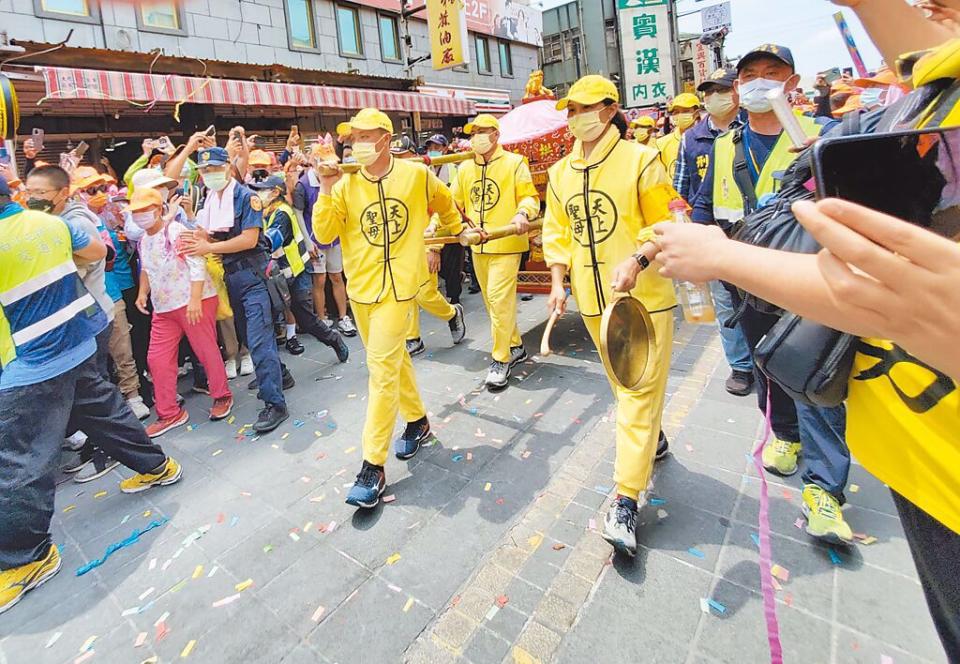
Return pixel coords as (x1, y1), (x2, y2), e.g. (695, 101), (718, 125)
(802, 484), (854, 545)
(761, 438), (801, 476)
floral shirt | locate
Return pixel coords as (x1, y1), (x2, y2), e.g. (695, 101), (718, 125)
(139, 220), (216, 313)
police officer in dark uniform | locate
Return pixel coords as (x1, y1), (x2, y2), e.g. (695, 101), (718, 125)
(183, 147), (290, 433)
(250, 175), (350, 362)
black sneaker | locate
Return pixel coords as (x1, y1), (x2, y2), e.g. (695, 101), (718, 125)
(508, 345), (528, 368)
(74, 452), (120, 484)
(253, 404), (289, 433)
(191, 382), (210, 395)
(394, 416), (431, 460)
(468, 285), (481, 295)
(286, 336), (305, 355)
(282, 366), (296, 390)
(62, 446), (94, 474)
(725, 370), (754, 396)
(345, 461), (386, 509)
(655, 431), (669, 461)
(406, 338), (426, 357)
(448, 304), (466, 345)
(329, 334), (350, 363)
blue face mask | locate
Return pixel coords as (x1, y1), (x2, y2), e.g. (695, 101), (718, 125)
(428, 150), (443, 158)
(860, 87), (883, 108)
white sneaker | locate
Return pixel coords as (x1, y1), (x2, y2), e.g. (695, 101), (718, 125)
(127, 396), (150, 420)
(322, 318), (334, 328)
(485, 360), (510, 389)
(63, 431), (88, 452)
(239, 354), (254, 376)
(602, 496), (639, 557)
(337, 316), (358, 337)
(177, 362), (190, 377)
(225, 358), (238, 380)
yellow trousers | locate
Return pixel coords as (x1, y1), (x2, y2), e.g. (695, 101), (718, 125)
(472, 253), (522, 363)
(351, 296), (427, 466)
(581, 310), (673, 500)
(407, 272), (455, 341)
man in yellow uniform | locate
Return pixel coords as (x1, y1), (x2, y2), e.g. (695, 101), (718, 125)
(454, 114), (540, 389)
(656, 92), (701, 182)
(543, 75), (678, 556)
(313, 109), (465, 509)
(629, 115), (657, 147)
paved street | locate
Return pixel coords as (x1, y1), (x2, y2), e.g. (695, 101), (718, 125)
(0, 294), (945, 664)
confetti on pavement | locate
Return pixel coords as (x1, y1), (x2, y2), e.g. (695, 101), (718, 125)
(402, 597), (414, 612)
(63, 504), (76, 513)
(235, 579), (254, 592)
(771, 564), (790, 582)
(93, 490), (107, 498)
(794, 517), (806, 530)
(828, 548), (843, 565)
(139, 587), (155, 600)
(383, 494), (396, 503)
(311, 605), (326, 622)
(134, 632), (147, 648)
(45, 632), (62, 648)
(484, 482), (492, 492)
(687, 547), (706, 559)
(485, 605), (499, 620)
(649, 497), (666, 506)
(74, 651), (95, 664)
(155, 621), (170, 642)
(496, 595), (509, 608)
(180, 639), (197, 658)
(212, 593), (242, 608)
(386, 553), (402, 565)
(849, 484), (860, 493)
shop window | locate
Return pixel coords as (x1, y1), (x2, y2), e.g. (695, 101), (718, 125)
(286, 0), (318, 51)
(476, 35), (491, 74)
(541, 34), (562, 65)
(379, 13), (401, 62)
(34, 0), (100, 24)
(136, 0), (187, 36)
(336, 4), (364, 57)
(498, 40), (512, 77)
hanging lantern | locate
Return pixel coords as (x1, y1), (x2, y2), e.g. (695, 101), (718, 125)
(0, 73), (20, 141)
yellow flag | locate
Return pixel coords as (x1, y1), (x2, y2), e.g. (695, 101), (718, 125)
(427, 0), (470, 71)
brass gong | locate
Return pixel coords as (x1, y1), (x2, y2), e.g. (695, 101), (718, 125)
(599, 295), (656, 391)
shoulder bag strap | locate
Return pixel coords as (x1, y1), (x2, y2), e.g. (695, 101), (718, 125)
(731, 129), (759, 216)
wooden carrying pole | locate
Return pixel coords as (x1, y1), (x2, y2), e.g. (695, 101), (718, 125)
(425, 219), (543, 247)
(339, 150), (475, 174)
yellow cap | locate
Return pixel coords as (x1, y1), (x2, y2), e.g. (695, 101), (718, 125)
(668, 92), (701, 111)
(556, 74), (619, 111)
(630, 116), (656, 129)
(248, 149), (272, 167)
(69, 166), (108, 195)
(463, 114), (500, 135)
(338, 108), (394, 136)
(125, 187), (163, 213)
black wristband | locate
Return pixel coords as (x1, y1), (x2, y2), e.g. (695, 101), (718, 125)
(633, 253), (650, 271)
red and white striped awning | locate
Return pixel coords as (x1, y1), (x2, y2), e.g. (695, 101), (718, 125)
(37, 66), (475, 116)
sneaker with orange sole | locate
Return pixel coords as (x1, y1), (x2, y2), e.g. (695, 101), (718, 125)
(145, 409), (189, 438)
(209, 396), (233, 421)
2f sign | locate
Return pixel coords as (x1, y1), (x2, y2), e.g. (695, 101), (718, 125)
(464, 0), (489, 21)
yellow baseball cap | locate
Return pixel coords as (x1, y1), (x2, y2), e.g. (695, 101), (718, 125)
(336, 108), (393, 137)
(125, 187), (163, 213)
(668, 92), (701, 111)
(630, 116), (656, 129)
(555, 75), (619, 111)
(248, 149), (272, 168)
(463, 114), (500, 135)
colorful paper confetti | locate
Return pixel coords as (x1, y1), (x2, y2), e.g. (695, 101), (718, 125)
(180, 639), (197, 658)
(235, 579), (254, 592)
(386, 553), (402, 565)
(311, 605), (326, 622)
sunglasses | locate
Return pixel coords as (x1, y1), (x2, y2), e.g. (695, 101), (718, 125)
(83, 185), (109, 195)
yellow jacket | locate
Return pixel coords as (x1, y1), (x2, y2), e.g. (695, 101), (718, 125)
(543, 125), (679, 317)
(656, 129), (683, 182)
(313, 157), (463, 304)
(452, 145), (540, 255)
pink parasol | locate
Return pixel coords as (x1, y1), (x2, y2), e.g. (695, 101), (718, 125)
(498, 99), (570, 145)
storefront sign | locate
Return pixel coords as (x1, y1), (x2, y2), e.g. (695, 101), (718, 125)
(692, 41), (710, 90)
(427, 0), (470, 71)
(618, 0), (675, 109)
(357, 0), (542, 46)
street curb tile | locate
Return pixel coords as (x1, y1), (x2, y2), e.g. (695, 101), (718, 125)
(533, 592), (579, 632)
(434, 609), (478, 650)
(512, 621), (562, 663)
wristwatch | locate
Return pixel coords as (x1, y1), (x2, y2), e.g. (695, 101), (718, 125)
(517, 210), (529, 220)
(632, 252), (650, 271)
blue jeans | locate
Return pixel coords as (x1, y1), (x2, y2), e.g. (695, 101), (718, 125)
(710, 280), (753, 373)
(0, 354), (167, 568)
(289, 271), (339, 346)
(226, 266), (285, 408)
(796, 402), (849, 502)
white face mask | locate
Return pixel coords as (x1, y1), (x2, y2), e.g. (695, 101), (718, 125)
(738, 78), (784, 113)
(470, 134), (494, 154)
(703, 92), (736, 118)
(131, 210), (159, 230)
(568, 110), (607, 142)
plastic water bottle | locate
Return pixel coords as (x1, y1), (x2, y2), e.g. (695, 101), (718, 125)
(668, 200), (716, 325)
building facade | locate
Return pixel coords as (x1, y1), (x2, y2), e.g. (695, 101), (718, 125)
(0, 0), (539, 103)
(538, 0), (622, 100)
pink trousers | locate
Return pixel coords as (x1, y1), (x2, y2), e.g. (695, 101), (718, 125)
(148, 296), (232, 419)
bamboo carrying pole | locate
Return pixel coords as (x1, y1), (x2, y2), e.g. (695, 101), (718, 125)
(336, 150), (475, 174)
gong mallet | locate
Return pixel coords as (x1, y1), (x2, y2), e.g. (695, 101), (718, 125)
(540, 307), (563, 356)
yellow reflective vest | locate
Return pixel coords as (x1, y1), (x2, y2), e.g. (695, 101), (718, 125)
(711, 114), (820, 226)
(452, 145), (540, 255)
(542, 125), (679, 317)
(264, 201), (309, 279)
(313, 156), (463, 304)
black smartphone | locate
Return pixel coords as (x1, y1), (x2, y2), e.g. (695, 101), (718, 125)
(205, 124), (216, 137)
(812, 126), (960, 240)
